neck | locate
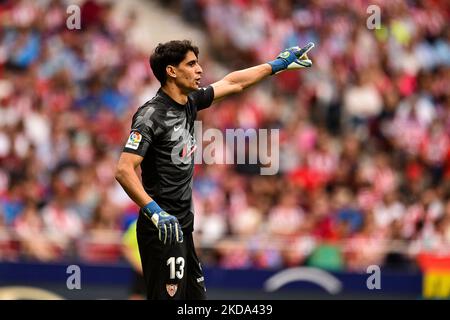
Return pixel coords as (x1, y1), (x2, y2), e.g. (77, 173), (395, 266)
(161, 82), (188, 105)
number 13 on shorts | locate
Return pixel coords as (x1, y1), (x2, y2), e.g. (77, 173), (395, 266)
(167, 256), (185, 279)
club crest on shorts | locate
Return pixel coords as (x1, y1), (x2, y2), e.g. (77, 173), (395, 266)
(166, 284), (178, 297)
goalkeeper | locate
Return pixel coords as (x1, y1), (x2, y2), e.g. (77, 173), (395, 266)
(115, 40), (314, 299)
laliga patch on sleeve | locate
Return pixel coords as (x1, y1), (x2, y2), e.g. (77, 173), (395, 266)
(125, 131), (142, 150)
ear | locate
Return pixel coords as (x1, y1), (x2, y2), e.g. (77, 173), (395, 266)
(166, 65), (177, 79)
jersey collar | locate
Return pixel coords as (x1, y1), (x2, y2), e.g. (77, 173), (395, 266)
(157, 88), (187, 109)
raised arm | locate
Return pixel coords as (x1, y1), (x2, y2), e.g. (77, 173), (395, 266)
(211, 42), (314, 102)
(211, 64), (272, 102)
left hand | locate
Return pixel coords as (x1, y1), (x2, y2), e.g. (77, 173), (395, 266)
(268, 42), (314, 74)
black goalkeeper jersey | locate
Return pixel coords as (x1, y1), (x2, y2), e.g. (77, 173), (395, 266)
(123, 86), (214, 231)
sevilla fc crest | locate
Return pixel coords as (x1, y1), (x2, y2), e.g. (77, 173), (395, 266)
(166, 284), (178, 297)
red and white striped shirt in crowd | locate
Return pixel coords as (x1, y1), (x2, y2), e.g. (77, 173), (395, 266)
(306, 151), (339, 183)
(421, 128), (449, 165)
(390, 117), (427, 156)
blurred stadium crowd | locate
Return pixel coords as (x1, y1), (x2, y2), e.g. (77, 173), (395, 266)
(0, 0), (449, 273)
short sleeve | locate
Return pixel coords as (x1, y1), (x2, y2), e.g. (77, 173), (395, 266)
(189, 85), (214, 111)
(122, 106), (158, 156)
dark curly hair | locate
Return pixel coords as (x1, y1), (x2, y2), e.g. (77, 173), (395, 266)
(149, 40), (199, 86)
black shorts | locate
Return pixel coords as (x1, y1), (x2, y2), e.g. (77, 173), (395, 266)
(136, 210), (206, 300)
